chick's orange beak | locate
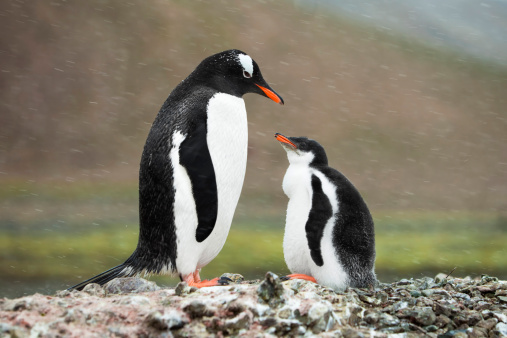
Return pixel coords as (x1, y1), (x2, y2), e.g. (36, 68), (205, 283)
(274, 133), (297, 149)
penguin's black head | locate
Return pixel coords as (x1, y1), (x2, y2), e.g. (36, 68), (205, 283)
(193, 49), (284, 104)
(274, 133), (328, 167)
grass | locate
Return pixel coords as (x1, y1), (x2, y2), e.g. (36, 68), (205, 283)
(2, 210), (506, 295)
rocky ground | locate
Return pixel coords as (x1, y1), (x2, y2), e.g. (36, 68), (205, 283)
(1, 272), (507, 337)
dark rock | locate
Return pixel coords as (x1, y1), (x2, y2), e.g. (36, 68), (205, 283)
(413, 307), (436, 326)
(3, 298), (31, 312)
(424, 324), (438, 332)
(220, 273), (244, 283)
(104, 277), (160, 294)
(397, 306), (436, 326)
(340, 328), (365, 338)
(434, 300), (461, 317)
(182, 300), (214, 319)
(222, 311), (251, 333)
(476, 318), (498, 330)
(274, 319), (301, 336)
(439, 329), (469, 337)
(256, 271), (285, 308)
(469, 326), (489, 338)
(174, 282), (197, 296)
(145, 310), (188, 330)
(435, 314), (453, 329)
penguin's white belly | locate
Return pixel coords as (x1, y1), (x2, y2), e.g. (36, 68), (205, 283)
(173, 93), (248, 276)
(282, 165), (313, 275)
(200, 93), (248, 266)
(283, 165), (349, 291)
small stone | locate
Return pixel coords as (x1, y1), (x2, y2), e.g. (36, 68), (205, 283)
(397, 279), (413, 285)
(174, 282), (197, 296)
(145, 310), (188, 330)
(359, 294), (381, 305)
(424, 325), (438, 332)
(340, 328), (365, 338)
(469, 327), (489, 337)
(474, 301), (491, 311)
(3, 298), (32, 311)
(440, 329), (468, 337)
(82, 283), (105, 297)
(434, 301), (460, 317)
(375, 291), (389, 304)
(421, 289), (435, 297)
(277, 306), (292, 319)
(220, 273), (244, 283)
(223, 311), (251, 332)
(257, 272), (285, 308)
(364, 311), (380, 324)
(55, 290), (71, 298)
(476, 318), (498, 330)
(493, 322), (507, 336)
(435, 273), (449, 284)
(497, 296), (507, 303)
(274, 319), (301, 336)
(413, 307), (436, 326)
(393, 301), (409, 311)
(104, 277), (159, 294)
(377, 313), (400, 328)
(183, 300), (214, 319)
(492, 311), (507, 323)
(410, 290), (421, 298)
(476, 284), (498, 293)
(466, 312), (482, 326)
(307, 302), (334, 333)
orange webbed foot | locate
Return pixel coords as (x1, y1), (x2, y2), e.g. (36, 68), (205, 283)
(183, 272), (231, 288)
(281, 273), (317, 283)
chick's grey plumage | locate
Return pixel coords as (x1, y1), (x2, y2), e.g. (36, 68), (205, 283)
(276, 134), (376, 291)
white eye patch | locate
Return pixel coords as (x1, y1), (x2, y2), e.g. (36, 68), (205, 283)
(238, 54), (253, 77)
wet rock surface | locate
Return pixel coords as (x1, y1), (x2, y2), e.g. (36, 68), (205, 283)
(1, 273), (507, 337)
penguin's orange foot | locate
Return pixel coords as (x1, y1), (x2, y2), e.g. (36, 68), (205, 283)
(281, 274), (317, 283)
(183, 275), (231, 288)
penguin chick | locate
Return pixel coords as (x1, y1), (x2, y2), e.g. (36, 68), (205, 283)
(66, 50), (284, 291)
(275, 133), (376, 291)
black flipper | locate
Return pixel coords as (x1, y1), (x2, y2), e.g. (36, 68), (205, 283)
(305, 174), (333, 267)
(179, 123), (218, 243)
(67, 263), (136, 291)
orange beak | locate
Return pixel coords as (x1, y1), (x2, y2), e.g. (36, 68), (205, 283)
(255, 84), (284, 105)
(274, 133), (297, 149)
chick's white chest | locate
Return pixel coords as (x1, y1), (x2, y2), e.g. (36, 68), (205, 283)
(282, 163), (313, 274)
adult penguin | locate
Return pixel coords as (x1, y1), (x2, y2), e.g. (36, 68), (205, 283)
(68, 50), (283, 290)
(275, 133), (376, 291)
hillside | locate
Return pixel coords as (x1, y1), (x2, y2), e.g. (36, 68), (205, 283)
(1, 0), (506, 213)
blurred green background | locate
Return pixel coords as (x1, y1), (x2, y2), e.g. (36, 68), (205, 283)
(1, 0), (506, 298)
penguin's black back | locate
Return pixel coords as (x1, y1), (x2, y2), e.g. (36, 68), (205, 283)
(314, 165), (376, 288)
(135, 84), (219, 273)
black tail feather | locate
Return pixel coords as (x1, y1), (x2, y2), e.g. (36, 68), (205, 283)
(67, 263), (137, 291)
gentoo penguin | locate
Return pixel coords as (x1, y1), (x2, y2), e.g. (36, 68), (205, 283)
(274, 133), (376, 291)
(67, 50), (283, 290)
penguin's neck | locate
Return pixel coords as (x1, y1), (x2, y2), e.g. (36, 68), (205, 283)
(282, 162), (313, 200)
(282, 151), (314, 198)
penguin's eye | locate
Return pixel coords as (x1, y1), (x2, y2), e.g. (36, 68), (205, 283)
(243, 70), (252, 78)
